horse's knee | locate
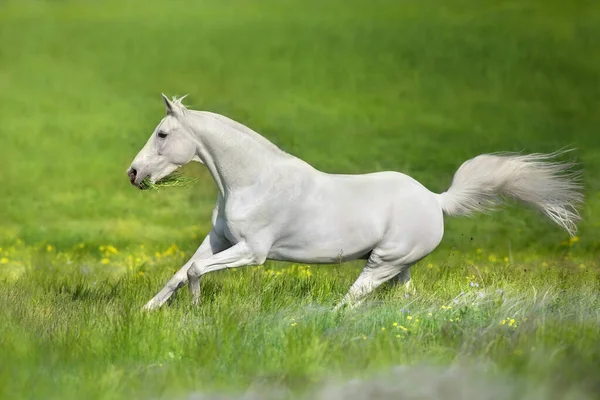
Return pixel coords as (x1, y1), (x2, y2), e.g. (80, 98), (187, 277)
(186, 262), (200, 281)
(167, 277), (186, 292)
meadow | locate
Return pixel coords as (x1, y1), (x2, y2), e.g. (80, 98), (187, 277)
(1, 1), (599, 399)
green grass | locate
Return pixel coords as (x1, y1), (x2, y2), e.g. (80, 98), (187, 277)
(139, 172), (198, 191)
(1, 242), (598, 399)
(1, 0), (600, 399)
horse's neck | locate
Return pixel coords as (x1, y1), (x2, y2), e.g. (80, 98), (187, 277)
(199, 111), (287, 156)
(185, 111), (287, 196)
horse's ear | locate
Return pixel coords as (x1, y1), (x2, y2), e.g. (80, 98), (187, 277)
(161, 93), (176, 115)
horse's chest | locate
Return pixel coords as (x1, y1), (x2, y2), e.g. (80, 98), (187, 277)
(222, 219), (244, 244)
(219, 205), (259, 244)
(218, 189), (286, 244)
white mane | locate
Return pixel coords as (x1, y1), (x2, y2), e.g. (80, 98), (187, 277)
(198, 111), (289, 156)
(172, 95), (289, 156)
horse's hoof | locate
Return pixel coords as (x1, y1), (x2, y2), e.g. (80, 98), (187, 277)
(142, 301), (158, 311)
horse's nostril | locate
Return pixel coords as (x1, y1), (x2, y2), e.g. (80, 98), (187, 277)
(128, 168), (137, 183)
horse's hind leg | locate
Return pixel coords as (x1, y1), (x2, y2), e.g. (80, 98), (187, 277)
(388, 267), (416, 294)
(333, 249), (418, 312)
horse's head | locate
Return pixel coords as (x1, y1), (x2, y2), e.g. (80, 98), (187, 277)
(127, 94), (198, 188)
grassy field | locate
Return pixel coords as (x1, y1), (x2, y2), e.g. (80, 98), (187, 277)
(1, 0), (599, 399)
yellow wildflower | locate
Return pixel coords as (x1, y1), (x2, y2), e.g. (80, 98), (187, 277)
(291, 322), (298, 327)
(488, 255), (497, 262)
(381, 327), (386, 332)
(398, 325), (408, 332)
(105, 245), (118, 255)
(504, 257), (509, 262)
(301, 269), (313, 278)
(163, 244), (177, 257)
(407, 316), (413, 320)
(101, 258), (110, 265)
(501, 319), (506, 325)
(393, 322), (398, 327)
(427, 313), (433, 317)
(0, 257), (8, 264)
(46, 244), (54, 252)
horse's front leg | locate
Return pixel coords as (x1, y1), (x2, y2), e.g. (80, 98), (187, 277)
(187, 241), (260, 305)
(143, 229), (230, 311)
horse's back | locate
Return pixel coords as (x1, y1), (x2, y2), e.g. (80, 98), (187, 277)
(266, 167), (443, 263)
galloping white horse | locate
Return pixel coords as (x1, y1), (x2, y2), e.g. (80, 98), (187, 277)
(128, 95), (583, 311)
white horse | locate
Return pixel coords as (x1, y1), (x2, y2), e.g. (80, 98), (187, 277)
(128, 95), (583, 311)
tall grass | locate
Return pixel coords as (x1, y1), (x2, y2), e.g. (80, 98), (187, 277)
(0, 241), (598, 399)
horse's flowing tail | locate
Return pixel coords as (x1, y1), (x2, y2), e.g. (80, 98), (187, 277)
(436, 150), (584, 237)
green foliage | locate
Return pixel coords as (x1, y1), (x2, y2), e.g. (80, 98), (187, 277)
(139, 172), (198, 191)
(0, 242), (599, 399)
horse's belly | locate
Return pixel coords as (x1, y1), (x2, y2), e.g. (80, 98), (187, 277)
(267, 214), (384, 264)
(267, 240), (374, 264)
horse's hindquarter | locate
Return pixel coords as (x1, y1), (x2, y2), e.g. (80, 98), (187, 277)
(267, 170), (444, 264)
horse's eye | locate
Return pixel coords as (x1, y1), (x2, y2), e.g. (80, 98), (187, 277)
(157, 131), (168, 139)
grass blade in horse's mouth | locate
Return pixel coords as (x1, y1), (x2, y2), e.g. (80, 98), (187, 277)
(140, 173), (197, 190)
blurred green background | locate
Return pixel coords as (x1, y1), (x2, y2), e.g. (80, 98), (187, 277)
(1, 0), (598, 255)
